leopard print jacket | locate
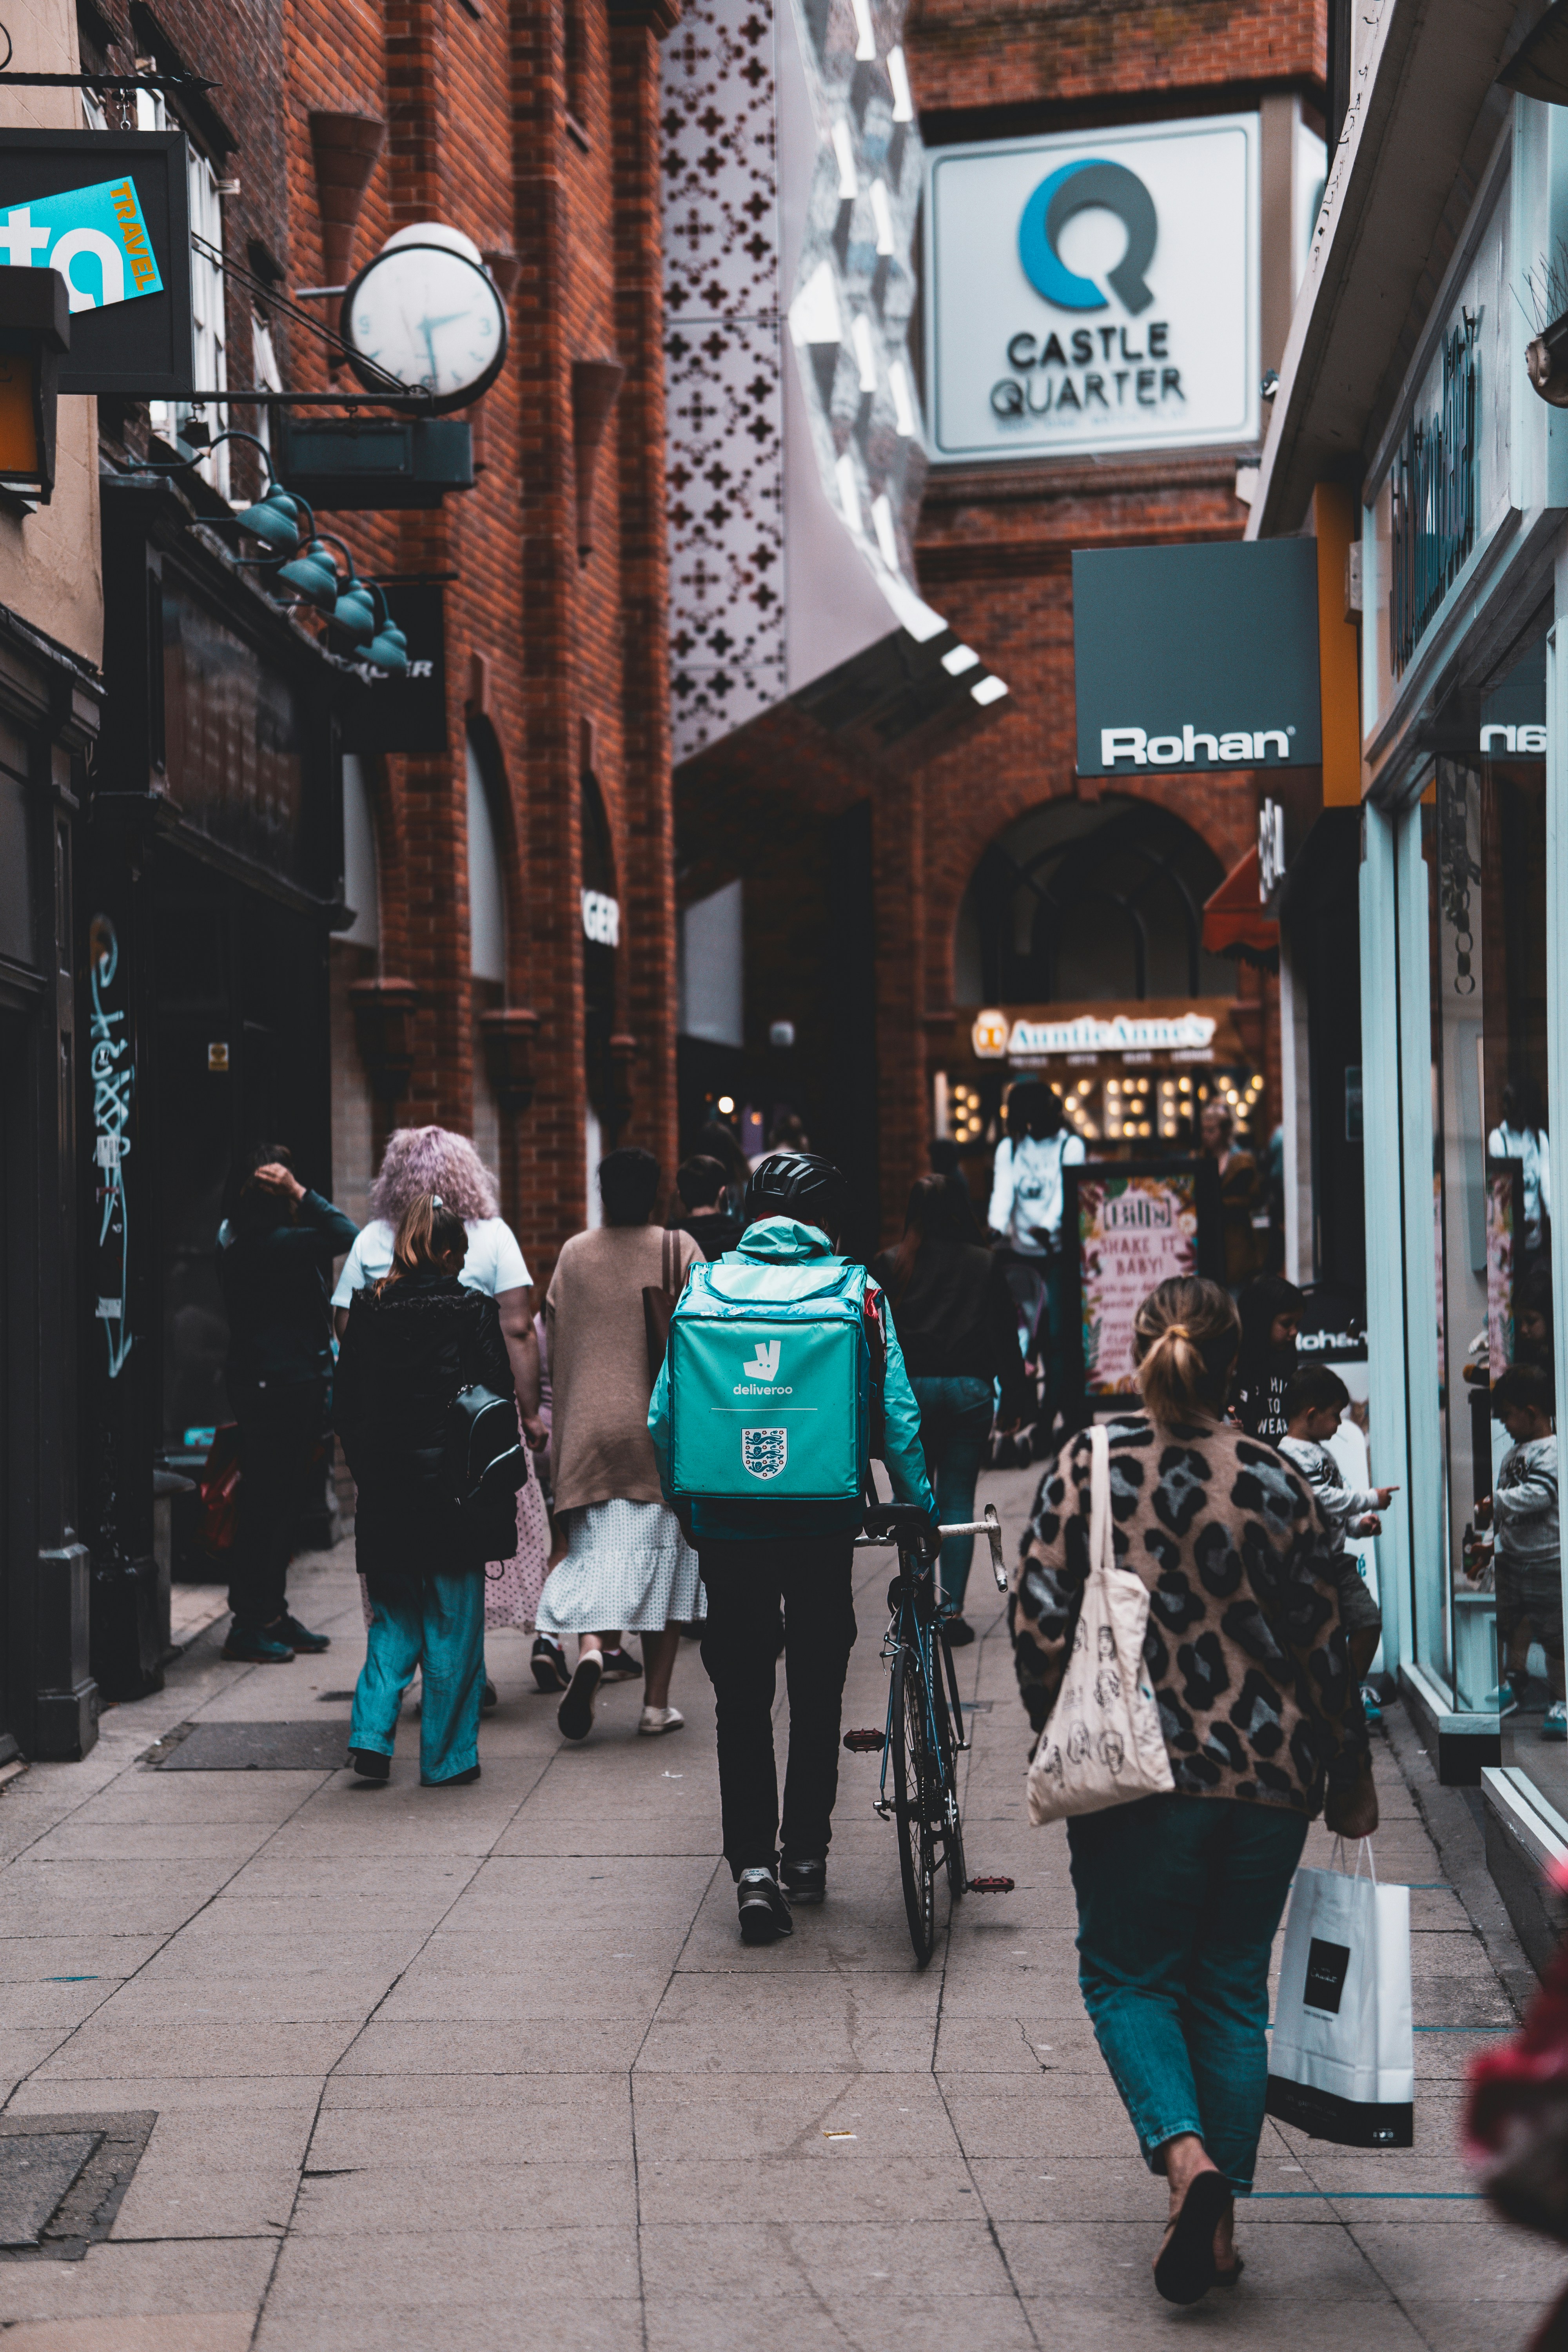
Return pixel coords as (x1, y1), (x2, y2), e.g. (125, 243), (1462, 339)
(1010, 1414), (1368, 1815)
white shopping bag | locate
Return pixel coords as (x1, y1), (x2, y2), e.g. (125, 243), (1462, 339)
(1266, 1840), (1414, 2147)
(1025, 1425), (1174, 1826)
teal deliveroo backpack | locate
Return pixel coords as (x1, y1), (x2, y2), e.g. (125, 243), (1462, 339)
(665, 1254), (879, 1503)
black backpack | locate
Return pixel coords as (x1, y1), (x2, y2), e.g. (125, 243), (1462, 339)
(445, 1381), (529, 1557)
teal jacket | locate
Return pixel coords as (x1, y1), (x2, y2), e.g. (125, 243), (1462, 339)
(647, 1214), (936, 1544)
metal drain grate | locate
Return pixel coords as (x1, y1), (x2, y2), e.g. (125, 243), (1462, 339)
(153, 1721), (348, 1771)
(0, 2114), (156, 2259)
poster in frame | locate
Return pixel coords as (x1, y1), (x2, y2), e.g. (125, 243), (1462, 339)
(1060, 1158), (1224, 1427)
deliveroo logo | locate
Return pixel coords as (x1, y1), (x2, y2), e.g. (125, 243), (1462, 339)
(744, 1339), (781, 1384)
(1018, 159), (1158, 316)
(0, 178), (164, 312)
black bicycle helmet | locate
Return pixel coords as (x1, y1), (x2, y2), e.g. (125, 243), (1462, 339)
(742, 1152), (848, 1237)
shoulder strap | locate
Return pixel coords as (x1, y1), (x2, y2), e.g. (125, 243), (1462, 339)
(663, 1226), (679, 1294)
(1088, 1423), (1111, 1578)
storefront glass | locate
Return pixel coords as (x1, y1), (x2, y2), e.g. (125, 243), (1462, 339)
(1419, 637), (1552, 1741)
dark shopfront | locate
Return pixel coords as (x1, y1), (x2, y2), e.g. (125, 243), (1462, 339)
(0, 609), (100, 1763)
(85, 474), (345, 1702)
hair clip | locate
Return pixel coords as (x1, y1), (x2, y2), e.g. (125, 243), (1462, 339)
(431, 1194), (444, 1210)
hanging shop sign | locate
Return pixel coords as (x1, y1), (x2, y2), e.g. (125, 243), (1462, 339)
(1062, 1160), (1223, 1415)
(1479, 633), (1547, 755)
(0, 130), (192, 399)
(1073, 541), (1322, 776)
(924, 116), (1259, 465)
(956, 998), (1246, 1073)
(344, 584), (447, 758)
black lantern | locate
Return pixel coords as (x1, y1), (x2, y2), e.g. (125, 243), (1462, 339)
(0, 268), (69, 502)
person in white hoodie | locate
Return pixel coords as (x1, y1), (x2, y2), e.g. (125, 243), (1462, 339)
(987, 1080), (1084, 1440)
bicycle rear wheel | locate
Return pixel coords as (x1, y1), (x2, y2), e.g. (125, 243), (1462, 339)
(890, 1642), (936, 1964)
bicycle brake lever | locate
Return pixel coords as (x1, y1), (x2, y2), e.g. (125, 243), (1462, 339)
(985, 1502), (1007, 1592)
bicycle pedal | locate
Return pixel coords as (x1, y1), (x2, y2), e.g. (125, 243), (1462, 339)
(967, 1876), (1016, 1894)
(842, 1728), (886, 1753)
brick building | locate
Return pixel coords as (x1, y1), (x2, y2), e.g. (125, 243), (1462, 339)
(60, 0), (682, 1708)
(668, 0), (1330, 1251)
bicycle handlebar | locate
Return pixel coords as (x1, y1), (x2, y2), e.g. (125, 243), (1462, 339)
(855, 1502), (1009, 1591)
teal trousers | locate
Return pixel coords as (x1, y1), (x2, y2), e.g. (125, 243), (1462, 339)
(350, 1567), (485, 1784)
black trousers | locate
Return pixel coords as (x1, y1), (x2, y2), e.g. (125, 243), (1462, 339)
(698, 1533), (856, 1877)
(227, 1377), (330, 1628)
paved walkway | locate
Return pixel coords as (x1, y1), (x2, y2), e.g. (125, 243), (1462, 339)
(0, 1466), (1555, 2349)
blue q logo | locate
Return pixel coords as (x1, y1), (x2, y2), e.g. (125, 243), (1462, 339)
(1018, 160), (1158, 317)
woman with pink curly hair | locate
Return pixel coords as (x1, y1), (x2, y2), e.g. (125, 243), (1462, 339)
(333, 1127), (552, 1648)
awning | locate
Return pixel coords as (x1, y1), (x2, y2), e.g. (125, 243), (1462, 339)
(1202, 846), (1279, 968)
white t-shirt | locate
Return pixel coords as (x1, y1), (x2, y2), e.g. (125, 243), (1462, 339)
(330, 1215), (532, 1308)
(987, 1131), (1086, 1256)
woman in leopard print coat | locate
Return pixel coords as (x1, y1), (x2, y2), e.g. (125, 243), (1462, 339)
(1009, 1274), (1375, 2308)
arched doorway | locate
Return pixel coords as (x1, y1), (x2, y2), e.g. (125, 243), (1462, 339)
(942, 797), (1264, 1161)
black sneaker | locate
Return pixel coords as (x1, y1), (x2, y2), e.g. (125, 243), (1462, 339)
(780, 1856), (826, 1906)
(531, 1636), (569, 1693)
(737, 1867), (793, 1945)
(557, 1654), (603, 1742)
(222, 1622), (294, 1663)
(599, 1644), (642, 1683)
(482, 1678), (499, 1712)
(278, 1613), (330, 1654)
(943, 1615), (976, 1647)
(347, 1748), (390, 1783)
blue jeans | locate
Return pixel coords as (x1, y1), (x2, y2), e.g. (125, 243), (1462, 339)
(1067, 1793), (1309, 2195)
(350, 1568), (485, 1784)
(909, 1375), (994, 1610)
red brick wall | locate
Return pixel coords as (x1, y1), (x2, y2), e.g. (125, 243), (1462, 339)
(893, 0), (1323, 1246)
(98, 0), (682, 1292)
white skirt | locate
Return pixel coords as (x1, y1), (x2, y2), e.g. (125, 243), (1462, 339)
(535, 1498), (706, 1636)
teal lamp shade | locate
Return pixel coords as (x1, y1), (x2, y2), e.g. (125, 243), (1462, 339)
(365, 614), (408, 675)
(329, 575), (377, 646)
(275, 537), (339, 611)
(234, 486), (302, 554)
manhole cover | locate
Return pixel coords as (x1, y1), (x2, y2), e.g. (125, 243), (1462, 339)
(155, 1722), (348, 1771)
(0, 2114), (155, 2260)
(0, 2134), (100, 2247)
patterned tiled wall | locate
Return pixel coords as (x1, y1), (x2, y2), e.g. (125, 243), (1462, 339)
(664, 1), (786, 759)
(664, 0), (935, 765)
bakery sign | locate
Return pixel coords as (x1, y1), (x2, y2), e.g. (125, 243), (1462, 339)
(923, 115), (1259, 463)
(973, 1009), (1218, 1059)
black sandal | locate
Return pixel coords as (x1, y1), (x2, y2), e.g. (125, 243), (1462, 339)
(1153, 2169), (1232, 2305)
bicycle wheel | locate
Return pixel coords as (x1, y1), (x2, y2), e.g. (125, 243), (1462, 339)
(933, 1629), (967, 1904)
(890, 1642), (936, 1964)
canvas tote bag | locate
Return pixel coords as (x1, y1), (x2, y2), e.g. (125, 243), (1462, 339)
(1025, 1423), (1174, 1825)
(1266, 1838), (1414, 2146)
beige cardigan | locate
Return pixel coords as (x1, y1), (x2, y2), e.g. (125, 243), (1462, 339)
(546, 1224), (701, 1514)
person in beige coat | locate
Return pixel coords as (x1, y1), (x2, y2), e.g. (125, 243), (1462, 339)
(535, 1149), (704, 1741)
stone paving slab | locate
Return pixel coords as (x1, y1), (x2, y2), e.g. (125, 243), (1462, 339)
(0, 1487), (1556, 2344)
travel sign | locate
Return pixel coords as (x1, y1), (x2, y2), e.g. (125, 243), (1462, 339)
(923, 116), (1260, 464)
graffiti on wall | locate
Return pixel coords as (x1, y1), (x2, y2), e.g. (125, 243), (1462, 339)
(88, 912), (132, 1378)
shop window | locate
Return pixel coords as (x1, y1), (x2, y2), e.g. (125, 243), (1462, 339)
(955, 797), (1232, 1007)
(679, 879), (743, 1046)
(136, 80), (229, 495)
(1421, 633), (1555, 1765)
(466, 735), (506, 983)
(341, 754), (379, 948)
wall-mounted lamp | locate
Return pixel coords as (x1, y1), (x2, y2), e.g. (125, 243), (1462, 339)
(0, 267), (68, 504)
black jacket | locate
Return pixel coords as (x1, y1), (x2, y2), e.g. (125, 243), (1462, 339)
(869, 1239), (1031, 1425)
(219, 1190), (359, 1391)
(334, 1272), (517, 1579)
(672, 1208), (746, 1262)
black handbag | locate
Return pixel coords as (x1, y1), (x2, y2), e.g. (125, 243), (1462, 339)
(445, 1380), (528, 1553)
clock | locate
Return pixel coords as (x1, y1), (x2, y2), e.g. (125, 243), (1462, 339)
(339, 223), (508, 414)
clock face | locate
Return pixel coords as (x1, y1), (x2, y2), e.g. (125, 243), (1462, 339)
(341, 245), (508, 413)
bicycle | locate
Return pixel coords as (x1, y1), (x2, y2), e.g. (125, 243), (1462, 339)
(844, 1502), (1014, 1964)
